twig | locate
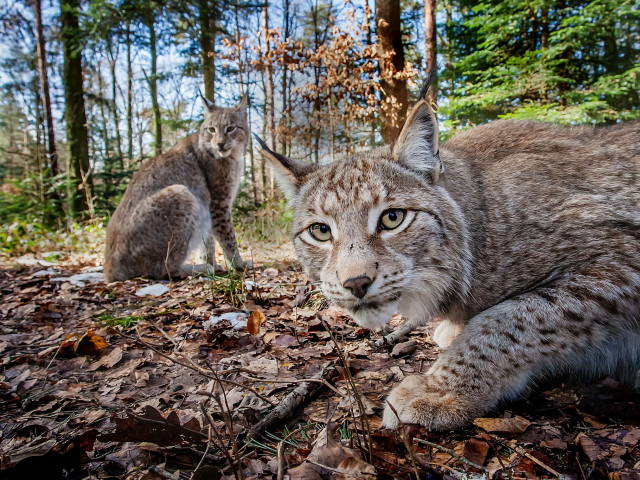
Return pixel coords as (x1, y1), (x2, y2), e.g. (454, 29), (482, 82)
(305, 460), (376, 476)
(277, 428), (301, 480)
(39, 341), (63, 390)
(191, 426), (212, 479)
(149, 320), (178, 351)
(246, 364), (338, 441)
(112, 328), (276, 406)
(387, 401), (421, 480)
(414, 438), (489, 472)
(165, 232), (175, 283)
(576, 453), (587, 480)
(200, 403), (240, 480)
(487, 438), (514, 480)
(321, 318), (373, 464)
(489, 434), (561, 477)
(207, 365), (244, 480)
(238, 373), (346, 398)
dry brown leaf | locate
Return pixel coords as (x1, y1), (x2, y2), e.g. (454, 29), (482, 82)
(335, 456), (376, 479)
(263, 332), (279, 343)
(87, 347), (123, 371)
(540, 437), (568, 450)
(391, 340), (418, 358)
(135, 371), (150, 387)
(576, 432), (606, 461)
(463, 437), (490, 467)
(247, 310), (265, 335)
(474, 416), (530, 434)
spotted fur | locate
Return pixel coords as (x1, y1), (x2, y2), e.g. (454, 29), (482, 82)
(104, 95), (250, 282)
(259, 93), (640, 430)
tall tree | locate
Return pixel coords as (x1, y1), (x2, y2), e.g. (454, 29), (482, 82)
(143, 6), (162, 155)
(125, 19), (134, 165)
(32, 0), (58, 178)
(375, 0), (407, 143)
(60, 0), (92, 215)
(263, 2), (275, 153)
(199, 0), (215, 100)
(423, 0), (437, 105)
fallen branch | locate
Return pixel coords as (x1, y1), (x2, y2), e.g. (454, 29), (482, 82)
(246, 364), (338, 441)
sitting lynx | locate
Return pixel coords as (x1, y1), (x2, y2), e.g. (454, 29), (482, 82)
(104, 95), (251, 282)
(257, 73), (640, 430)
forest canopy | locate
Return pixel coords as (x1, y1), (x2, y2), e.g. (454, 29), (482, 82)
(0, 0), (638, 237)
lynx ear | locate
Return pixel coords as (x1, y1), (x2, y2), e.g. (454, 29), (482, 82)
(254, 134), (312, 200)
(201, 93), (216, 113)
(236, 93), (248, 112)
(392, 69), (442, 181)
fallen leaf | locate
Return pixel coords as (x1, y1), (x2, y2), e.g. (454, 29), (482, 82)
(576, 432), (606, 461)
(87, 347), (123, 371)
(474, 416), (531, 434)
(247, 310), (265, 335)
(335, 456), (376, 479)
(391, 340), (418, 358)
(463, 438), (490, 468)
(540, 437), (567, 450)
(135, 371), (150, 387)
(263, 332), (279, 343)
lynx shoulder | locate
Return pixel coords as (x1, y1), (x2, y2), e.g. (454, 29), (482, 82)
(104, 95), (251, 282)
(257, 75), (640, 430)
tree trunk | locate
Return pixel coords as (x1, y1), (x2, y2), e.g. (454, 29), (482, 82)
(97, 61), (112, 203)
(375, 0), (407, 144)
(263, 2), (275, 195)
(126, 20), (134, 166)
(60, 0), (91, 216)
(106, 41), (124, 169)
(423, 0), (437, 105)
(145, 11), (162, 156)
(33, 0), (58, 177)
(199, 0), (215, 100)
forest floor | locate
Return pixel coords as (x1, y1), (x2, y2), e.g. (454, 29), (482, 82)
(1, 245), (640, 480)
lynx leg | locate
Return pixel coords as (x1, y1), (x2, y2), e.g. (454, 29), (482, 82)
(204, 232), (226, 274)
(210, 210), (251, 271)
(105, 185), (199, 281)
(432, 320), (463, 349)
(383, 262), (640, 430)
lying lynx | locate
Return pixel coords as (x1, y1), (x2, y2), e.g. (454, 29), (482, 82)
(257, 73), (640, 430)
(104, 95), (251, 282)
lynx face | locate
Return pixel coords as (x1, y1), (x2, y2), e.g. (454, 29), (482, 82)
(199, 95), (248, 158)
(255, 96), (472, 330)
(292, 152), (470, 328)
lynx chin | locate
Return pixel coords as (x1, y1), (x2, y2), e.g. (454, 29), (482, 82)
(257, 71), (640, 431)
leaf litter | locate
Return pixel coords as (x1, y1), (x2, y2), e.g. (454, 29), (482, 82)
(1, 256), (640, 479)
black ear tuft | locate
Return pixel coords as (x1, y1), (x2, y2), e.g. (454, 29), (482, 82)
(418, 67), (438, 102)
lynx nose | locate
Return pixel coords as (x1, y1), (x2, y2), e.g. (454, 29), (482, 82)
(217, 142), (226, 150)
(343, 276), (372, 299)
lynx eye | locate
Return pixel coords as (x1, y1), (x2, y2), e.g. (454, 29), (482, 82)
(226, 126), (237, 134)
(207, 127), (216, 134)
(309, 223), (332, 242)
(380, 209), (405, 230)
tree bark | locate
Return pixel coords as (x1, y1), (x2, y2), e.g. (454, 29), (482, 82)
(263, 2), (275, 153)
(144, 11), (162, 156)
(376, 0), (407, 143)
(263, 2), (275, 195)
(423, 0), (437, 105)
(199, 0), (215, 100)
(33, 0), (58, 177)
(60, 0), (91, 216)
(126, 20), (134, 166)
(106, 41), (124, 169)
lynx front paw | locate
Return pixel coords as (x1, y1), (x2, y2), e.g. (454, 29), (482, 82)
(382, 376), (478, 431)
(234, 260), (253, 272)
(432, 320), (462, 349)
